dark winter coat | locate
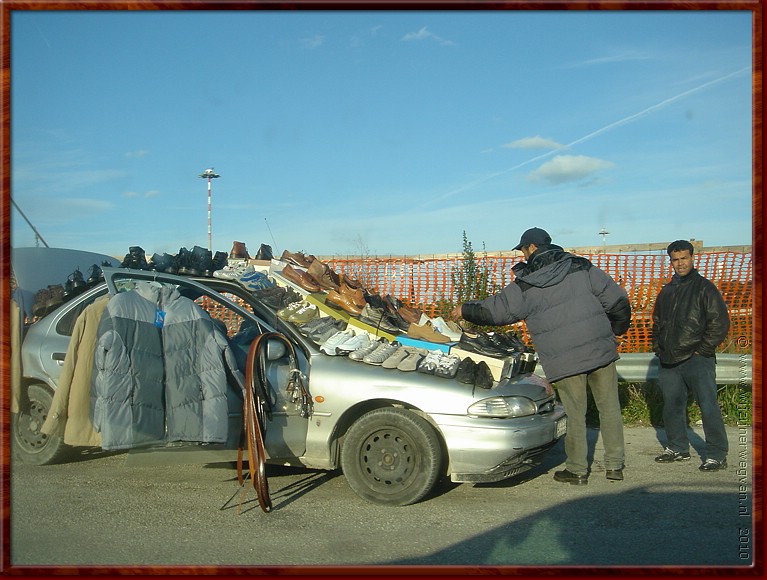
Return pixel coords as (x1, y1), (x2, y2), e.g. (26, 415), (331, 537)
(461, 244), (631, 382)
(652, 269), (730, 365)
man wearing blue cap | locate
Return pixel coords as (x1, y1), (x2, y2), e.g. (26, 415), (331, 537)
(452, 227), (631, 485)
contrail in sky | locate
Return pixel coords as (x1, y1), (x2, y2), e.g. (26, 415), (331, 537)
(426, 66), (751, 206)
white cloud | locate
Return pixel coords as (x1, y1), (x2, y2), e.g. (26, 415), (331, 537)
(401, 26), (455, 46)
(527, 155), (615, 186)
(301, 35), (325, 49)
(125, 150), (149, 159)
(503, 136), (565, 150)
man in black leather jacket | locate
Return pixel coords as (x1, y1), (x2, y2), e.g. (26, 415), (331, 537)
(652, 240), (731, 472)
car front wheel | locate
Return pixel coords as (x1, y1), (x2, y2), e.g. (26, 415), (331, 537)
(13, 383), (70, 465)
(341, 407), (443, 506)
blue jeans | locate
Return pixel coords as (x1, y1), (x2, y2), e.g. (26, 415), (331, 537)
(555, 362), (625, 476)
(658, 354), (728, 462)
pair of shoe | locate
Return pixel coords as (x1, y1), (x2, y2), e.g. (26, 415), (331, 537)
(458, 332), (511, 358)
(349, 337), (388, 361)
(383, 295), (422, 325)
(326, 289), (363, 316)
(252, 285), (302, 310)
(360, 340), (400, 365)
(238, 271), (275, 292)
(281, 263), (321, 293)
(213, 261), (255, 280)
(417, 351), (461, 378)
(455, 358), (494, 389)
(300, 316), (347, 343)
(406, 321), (452, 344)
(280, 249), (316, 269)
(279, 302), (319, 325)
(359, 304), (405, 334)
(419, 315), (463, 341)
(307, 259), (341, 292)
(121, 246), (150, 270)
(380, 347), (428, 371)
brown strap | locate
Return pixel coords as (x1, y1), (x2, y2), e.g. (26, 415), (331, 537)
(236, 333), (273, 513)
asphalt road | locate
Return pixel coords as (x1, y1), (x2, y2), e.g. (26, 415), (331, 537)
(7, 425), (754, 571)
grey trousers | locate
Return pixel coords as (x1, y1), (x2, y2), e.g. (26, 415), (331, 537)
(555, 361), (625, 475)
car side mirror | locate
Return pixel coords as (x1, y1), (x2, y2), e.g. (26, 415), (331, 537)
(266, 339), (287, 361)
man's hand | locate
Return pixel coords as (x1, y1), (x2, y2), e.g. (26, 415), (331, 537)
(450, 304), (463, 321)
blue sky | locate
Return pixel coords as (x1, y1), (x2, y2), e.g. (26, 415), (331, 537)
(9, 9), (753, 259)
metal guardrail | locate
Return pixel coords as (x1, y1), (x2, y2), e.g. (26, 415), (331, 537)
(534, 353), (752, 385)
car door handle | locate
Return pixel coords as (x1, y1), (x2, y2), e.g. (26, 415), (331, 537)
(52, 352), (66, 365)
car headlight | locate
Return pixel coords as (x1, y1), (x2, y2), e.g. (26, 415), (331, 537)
(468, 396), (538, 418)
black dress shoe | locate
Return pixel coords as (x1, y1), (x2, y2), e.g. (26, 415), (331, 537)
(553, 469), (588, 485)
(606, 469), (624, 480)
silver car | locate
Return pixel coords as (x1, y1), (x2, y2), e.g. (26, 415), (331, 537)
(14, 258), (566, 506)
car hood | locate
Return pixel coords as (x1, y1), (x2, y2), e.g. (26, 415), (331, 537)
(11, 247), (121, 319)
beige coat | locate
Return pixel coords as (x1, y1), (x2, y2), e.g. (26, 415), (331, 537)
(41, 295), (109, 446)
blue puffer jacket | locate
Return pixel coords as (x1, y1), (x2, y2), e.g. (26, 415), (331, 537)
(461, 245), (631, 382)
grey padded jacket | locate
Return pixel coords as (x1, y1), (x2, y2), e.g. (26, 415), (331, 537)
(91, 282), (244, 450)
(461, 245), (631, 382)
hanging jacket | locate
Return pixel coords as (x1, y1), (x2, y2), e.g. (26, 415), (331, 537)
(652, 269), (730, 365)
(461, 244), (631, 382)
(159, 284), (244, 444)
(42, 295), (109, 446)
(91, 282), (166, 450)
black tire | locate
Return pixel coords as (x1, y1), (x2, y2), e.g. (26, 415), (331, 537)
(13, 384), (70, 465)
(341, 407), (442, 506)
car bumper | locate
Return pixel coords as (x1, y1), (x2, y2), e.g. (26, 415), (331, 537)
(432, 408), (567, 483)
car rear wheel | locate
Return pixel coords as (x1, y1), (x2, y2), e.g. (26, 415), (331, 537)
(341, 407), (442, 506)
(13, 384), (70, 465)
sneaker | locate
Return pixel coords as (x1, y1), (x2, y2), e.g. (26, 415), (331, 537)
(320, 330), (355, 355)
(349, 339), (385, 361)
(699, 458), (727, 472)
(397, 348), (427, 372)
(276, 301), (305, 320)
(363, 342), (400, 365)
(654, 448), (692, 463)
(298, 316), (332, 336)
(336, 332), (372, 355)
(213, 261), (255, 280)
(381, 346), (412, 369)
(287, 303), (319, 324)
(434, 353), (461, 378)
(239, 271), (275, 291)
(417, 350), (443, 374)
(311, 322), (348, 346)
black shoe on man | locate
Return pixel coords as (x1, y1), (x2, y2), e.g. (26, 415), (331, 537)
(654, 448), (691, 463)
(553, 469), (588, 486)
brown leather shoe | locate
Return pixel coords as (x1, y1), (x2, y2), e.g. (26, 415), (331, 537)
(406, 321), (451, 343)
(341, 274), (363, 290)
(339, 282), (366, 309)
(280, 250), (315, 269)
(307, 259), (340, 291)
(281, 263), (321, 292)
(230, 241), (250, 259)
(326, 289), (363, 315)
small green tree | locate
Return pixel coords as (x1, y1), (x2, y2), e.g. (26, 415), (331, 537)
(451, 230), (492, 304)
